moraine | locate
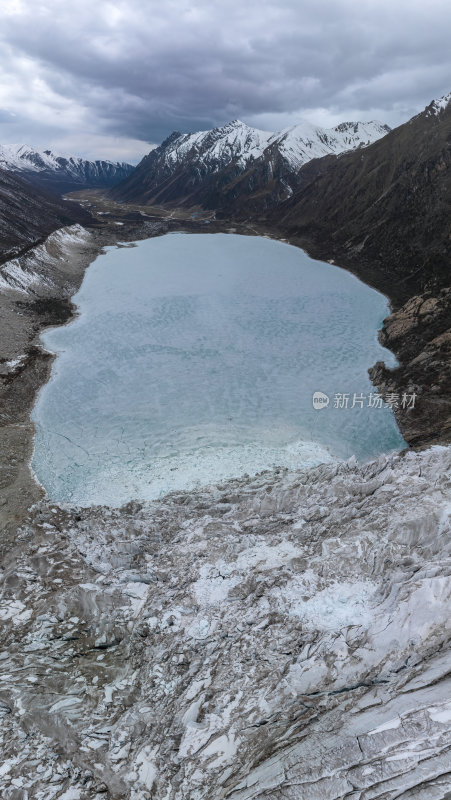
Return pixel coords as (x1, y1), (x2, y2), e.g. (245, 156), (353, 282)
(32, 233), (405, 506)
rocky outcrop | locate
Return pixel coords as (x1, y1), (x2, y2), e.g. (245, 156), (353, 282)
(0, 144), (135, 195)
(369, 288), (451, 446)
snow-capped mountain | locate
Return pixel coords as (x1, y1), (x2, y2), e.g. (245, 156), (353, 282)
(0, 144), (134, 195)
(164, 118), (389, 172)
(270, 119), (390, 169)
(425, 90), (451, 117)
(163, 120), (274, 170)
(111, 117), (390, 209)
(267, 90), (451, 309)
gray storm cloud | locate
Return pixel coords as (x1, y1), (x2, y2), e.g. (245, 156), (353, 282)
(0, 0), (450, 160)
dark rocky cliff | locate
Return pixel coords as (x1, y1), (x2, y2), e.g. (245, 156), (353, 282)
(266, 98), (450, 307)
(0, 168), (91, 264)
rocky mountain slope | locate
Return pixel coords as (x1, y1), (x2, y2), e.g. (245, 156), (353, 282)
(0, 144), (134, 195)
(111, 118), (389, 207)
(265, 92), (451, 447)
(0, 167), (91, 264)
(267, 92), (451, 305)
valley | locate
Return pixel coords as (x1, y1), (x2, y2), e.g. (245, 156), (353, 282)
(0, 90), (449, 799)
(0, 214), (450, 799)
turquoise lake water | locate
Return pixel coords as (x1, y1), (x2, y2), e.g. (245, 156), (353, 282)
(32, 233), (405, 506)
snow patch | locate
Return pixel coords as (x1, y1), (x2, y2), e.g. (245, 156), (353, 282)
(4, 355), (25, 370)
(428, 703), (451, 724)
(429, 91), (451, 115)
(0, 224), (90, 294)
(272, 576), (376, 631)
(368, 716), (402, 735)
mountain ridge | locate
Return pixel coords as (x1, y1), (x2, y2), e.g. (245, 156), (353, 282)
(265, 92), (451, 305)
(0, 144), (134, 195)
(110, 116), (390, 207)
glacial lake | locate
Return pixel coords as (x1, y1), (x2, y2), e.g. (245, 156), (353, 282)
(32, 233), (405, 506)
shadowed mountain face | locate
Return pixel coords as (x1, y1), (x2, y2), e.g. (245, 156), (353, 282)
(110, 119), (389, 209)
(0, 168), (91, 264)
(0, 144), (135, 196)
(266, 94), (451, 308)
(264, 93), (451, 448)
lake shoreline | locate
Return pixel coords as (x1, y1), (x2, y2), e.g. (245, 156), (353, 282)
(0, 195), (435, 538)
(0, 210), (288, 539)
(31, 231), (403, 507)
(1, 199), (450, 798)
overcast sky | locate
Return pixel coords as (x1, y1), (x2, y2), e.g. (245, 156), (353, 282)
(0, 0), (449, 163)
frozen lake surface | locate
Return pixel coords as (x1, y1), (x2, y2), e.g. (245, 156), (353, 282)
(32, 233), (405, 505)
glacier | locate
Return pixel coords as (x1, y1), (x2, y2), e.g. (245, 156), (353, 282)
(1, 445), (450, 798)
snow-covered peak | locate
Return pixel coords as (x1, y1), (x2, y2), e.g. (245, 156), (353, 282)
(332, 120), (391, 142)
(0, 143), (53, 172)
(221, 119), (250, 129)
(266, 119), (390, 169)
(428, 91), (451, 116)
(164, 120), (274, 170)
(0, 143), (132, 175)
(0, 144), (135, 193)
(159, 116), (390, 174)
